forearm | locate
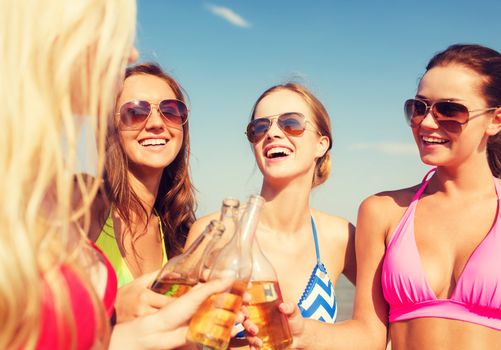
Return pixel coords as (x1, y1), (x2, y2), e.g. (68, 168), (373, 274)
(298, 319), (387, 350)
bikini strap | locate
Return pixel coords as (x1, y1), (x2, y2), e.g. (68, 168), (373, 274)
(421, 168), (437, 183)
(310, 216), (321, 264)
(412, 168), (437, 201)
(154, 209), (168, 264)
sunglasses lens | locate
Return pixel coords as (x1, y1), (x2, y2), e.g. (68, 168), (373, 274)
(433, 101), (469, 122)
(119, 101), (150, 128)
(404, 99), (469, 132)
(278, 113), (306, 136)
(404, 99), (427, 126)
(159, 100), (188, 125)
(246, 118), (271, 143)
(432, 102), (468, 132)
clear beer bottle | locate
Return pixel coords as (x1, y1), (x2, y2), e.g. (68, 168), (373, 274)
(187, 195), (264, 350)
(246, 237), (292, 349)
(150, 219), (225, 297)
(199, 198), (240, 282)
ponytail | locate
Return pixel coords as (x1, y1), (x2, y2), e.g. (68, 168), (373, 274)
(313, 152), (331, 187)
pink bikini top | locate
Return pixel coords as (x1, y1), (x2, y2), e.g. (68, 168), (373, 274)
(382, 170), (501, 330)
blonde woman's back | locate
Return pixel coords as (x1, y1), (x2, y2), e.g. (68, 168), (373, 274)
(0, 0), (136, 348)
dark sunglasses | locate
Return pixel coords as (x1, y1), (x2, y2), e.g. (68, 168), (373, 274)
(117, 99), (188, 130)
(246, 112), (319, 143)
(404, 98), (498, 132)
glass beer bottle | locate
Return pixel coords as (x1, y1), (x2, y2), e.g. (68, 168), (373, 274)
(187, 195), (264, 350)
(199, 198), (240, 282)
(150, 220), (225, 297)
(247, 238), (292, 350)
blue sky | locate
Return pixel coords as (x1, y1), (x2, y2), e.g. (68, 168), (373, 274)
(133, 0), (501, 222)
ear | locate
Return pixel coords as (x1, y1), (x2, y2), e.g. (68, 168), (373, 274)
(486, 107), (501, 136)
(315, 135), (330, 158)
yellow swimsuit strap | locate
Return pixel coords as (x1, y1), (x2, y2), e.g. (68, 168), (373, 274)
(95, 209), (168, 288)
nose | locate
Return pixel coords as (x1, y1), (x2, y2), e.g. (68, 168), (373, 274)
(419, 108), (440, 129)
(144, 104), (166, 131)
(265, 118), (284, 140)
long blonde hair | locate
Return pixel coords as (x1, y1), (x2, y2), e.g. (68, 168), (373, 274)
(0, 0), (136, 348)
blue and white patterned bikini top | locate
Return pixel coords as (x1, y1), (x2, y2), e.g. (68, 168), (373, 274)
(297, 216), (337, 323)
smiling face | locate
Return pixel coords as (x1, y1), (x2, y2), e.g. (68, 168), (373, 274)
(413, 64), (495, 168)
(115, 73), (184, 177)
(251, 88), (329, 186)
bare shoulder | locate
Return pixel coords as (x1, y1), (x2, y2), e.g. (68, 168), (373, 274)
(357, 185), (420, 238)
(310, 209), (353, 240)
(360, 185), (419, 214)
(185, 212), (220, 248)
(310, 208), (354, 246)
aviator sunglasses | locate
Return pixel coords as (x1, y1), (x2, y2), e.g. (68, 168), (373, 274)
(117, 99), (188, 130)
(404, 98), (498, 132)
(246, 112), (319, 143)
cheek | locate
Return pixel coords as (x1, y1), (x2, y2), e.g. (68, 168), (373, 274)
(119, 131), (138, 156)
(295, 138), (318, 160)
(176, 133), (184, 152)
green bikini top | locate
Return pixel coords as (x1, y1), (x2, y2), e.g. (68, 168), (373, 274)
(95, 210), (168, 288)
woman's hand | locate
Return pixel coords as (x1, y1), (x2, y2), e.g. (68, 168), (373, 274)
(109, 278), (234, 350)
(244, 300), (301, 350)
(114, 271), (170, 323)
(279, 301), (306, 349)
(245, 301), (305, 349)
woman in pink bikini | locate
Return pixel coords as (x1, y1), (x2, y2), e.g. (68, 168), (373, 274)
(275, 44), (501, 349)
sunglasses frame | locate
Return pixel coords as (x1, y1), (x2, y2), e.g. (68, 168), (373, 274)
(404, 98), (498, 130)
(245, 112), (320, 143)
(116, 99), (189, 130)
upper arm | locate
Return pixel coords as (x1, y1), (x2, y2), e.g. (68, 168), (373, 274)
(352, 195), (391, 339)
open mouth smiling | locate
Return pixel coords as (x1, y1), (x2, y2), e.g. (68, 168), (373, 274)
(139, 138), (167, 147)
(264, 146), (293, 159)
(421, 135), (449, 145)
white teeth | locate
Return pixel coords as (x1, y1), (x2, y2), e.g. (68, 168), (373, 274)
(422, 136), (448, 144)
(266, 147), (291, 158)
(140, 139), (166, 146)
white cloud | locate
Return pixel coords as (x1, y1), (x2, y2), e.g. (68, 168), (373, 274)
(206, 4), (251, 28)
(349, 141), (418, 156)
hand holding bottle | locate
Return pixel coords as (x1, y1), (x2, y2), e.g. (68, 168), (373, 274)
(109, 278), (237, 350)
(114, 270), (171, 323)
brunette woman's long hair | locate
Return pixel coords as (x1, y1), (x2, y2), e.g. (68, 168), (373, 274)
(104, 63), (196, 258)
